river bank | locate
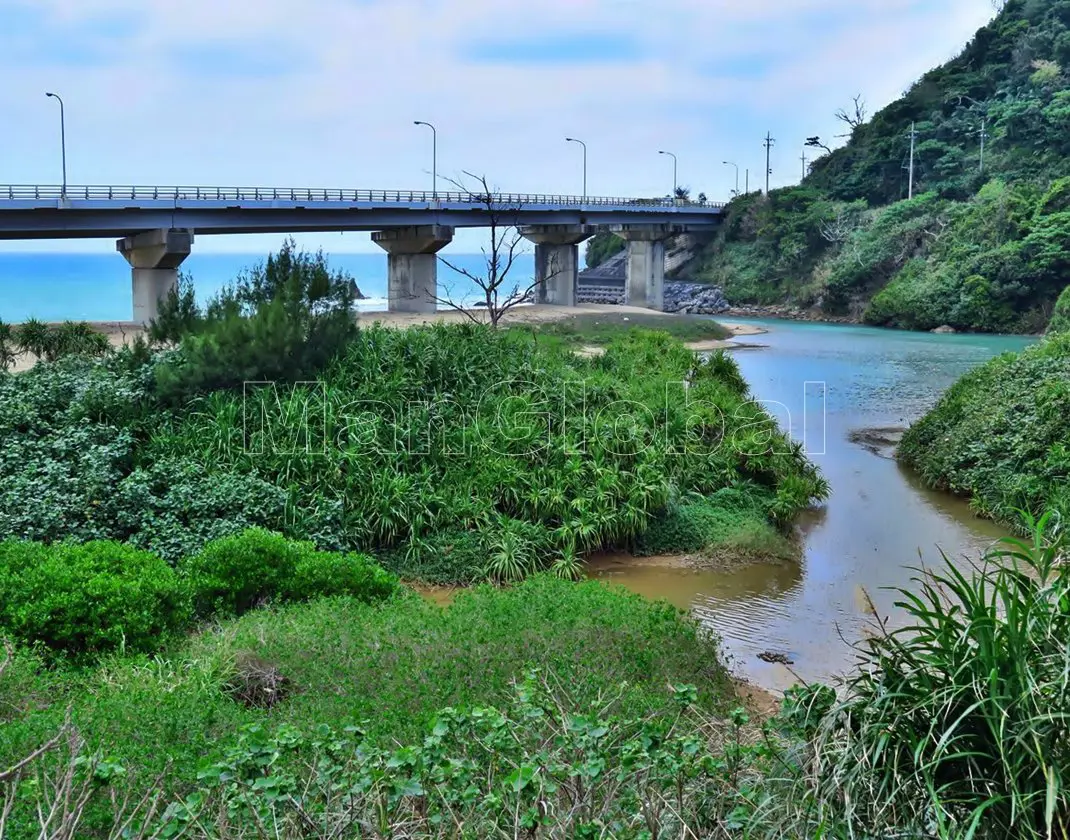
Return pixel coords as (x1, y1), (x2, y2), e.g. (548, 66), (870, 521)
(591, 317), (1036, 693)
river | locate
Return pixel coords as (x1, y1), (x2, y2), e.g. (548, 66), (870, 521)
(589, 318), (1036, 693)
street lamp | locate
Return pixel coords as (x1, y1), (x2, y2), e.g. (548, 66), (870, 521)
(565, 137), (587, 201)
(723, 160), (739, 195)
(45, 92), (67, 197)
(658, 150), (677, 197)
(413, 120), (437, 199)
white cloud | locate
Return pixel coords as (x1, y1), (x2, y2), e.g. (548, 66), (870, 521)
(0, 0), (996, 254)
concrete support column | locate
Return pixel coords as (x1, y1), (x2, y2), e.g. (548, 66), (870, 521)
(613, 225), (675, 311)
(519, 225), (593, 307)
(116, 228), (193, 324)
(372, 225), (454, 313)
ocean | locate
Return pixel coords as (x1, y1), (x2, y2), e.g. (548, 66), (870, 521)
(0, 251), (537, 322)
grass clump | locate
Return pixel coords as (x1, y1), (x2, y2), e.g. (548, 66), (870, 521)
(898, 331), (1070, 527)
(635, 487), (795, 561)
(808, 517), (1070, 839)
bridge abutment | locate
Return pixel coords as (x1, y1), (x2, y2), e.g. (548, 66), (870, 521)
(520, 225), (593, 306)
(372, 225), (453, 313)
(116, 228), (193, 324)
(613, 225), (676, 311)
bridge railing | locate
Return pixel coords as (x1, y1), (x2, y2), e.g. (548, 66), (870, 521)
(0, 185), (725, 210)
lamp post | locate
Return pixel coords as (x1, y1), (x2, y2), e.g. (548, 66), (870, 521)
(413, 120), (437, 199)
(658, 150), (677, 197)
(723, 160), (739, 195)
(565, 137), (587, 201)
(45, 92), (67, 197)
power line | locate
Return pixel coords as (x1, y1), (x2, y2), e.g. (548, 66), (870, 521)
(907, 121), (918, 199)
(763, 131), (775, 194)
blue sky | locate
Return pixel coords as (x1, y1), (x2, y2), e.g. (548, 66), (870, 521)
(0, 0), (995, 255)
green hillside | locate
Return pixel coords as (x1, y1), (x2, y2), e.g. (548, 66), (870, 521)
(693, 0), (1070, 333)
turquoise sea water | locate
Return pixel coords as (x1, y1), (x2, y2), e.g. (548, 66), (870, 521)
(0, 252), (535, 322)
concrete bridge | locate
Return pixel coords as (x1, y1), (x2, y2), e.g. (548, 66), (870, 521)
(0, 185), (724, 322)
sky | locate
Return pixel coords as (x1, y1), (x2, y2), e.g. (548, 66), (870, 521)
(1, 0), (997, 255)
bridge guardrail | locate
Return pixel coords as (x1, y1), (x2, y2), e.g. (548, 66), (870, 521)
(0, 185), (724, 210)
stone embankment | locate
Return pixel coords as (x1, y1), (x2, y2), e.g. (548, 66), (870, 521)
(575, 281), (731, 313)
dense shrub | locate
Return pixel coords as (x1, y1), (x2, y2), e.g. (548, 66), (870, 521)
(289, 546), (399, 603)
(0, 540), (188, 658)
(181, 528), (398, 618)
(898, 332), (1070, 527)
(1048, 283), (1070, 333)
(152, 239), (360, 403)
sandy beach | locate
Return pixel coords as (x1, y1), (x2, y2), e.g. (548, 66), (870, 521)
(10, 305), (762, 373)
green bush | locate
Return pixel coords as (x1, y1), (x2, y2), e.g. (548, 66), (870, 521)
(898, 332), (1070, 527)
(290, 548), (399, 602)
(153, 239), (359, 403)
(181, 528), (302, 618)
(181, 528), (399, 618)
(1048, 284), (1070, 333)
(0, 540), (189, 658)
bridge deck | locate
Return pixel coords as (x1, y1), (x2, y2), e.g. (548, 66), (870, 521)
(0, 185), (724, 239)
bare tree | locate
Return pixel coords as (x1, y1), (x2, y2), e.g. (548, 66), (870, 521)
(428, 172), (552, 328)
(835, 94), (868, 133)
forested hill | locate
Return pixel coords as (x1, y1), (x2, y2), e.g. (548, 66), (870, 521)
(689, 0), (1070, 333)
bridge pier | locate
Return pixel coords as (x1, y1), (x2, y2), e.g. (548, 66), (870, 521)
(519, 225), (593, 306)
(116, 228), (193, 324)
(613, 225), (675, 311)
(372, 225), (453, 313)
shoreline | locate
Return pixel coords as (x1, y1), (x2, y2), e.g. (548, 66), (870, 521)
(9, 306), (765, 372)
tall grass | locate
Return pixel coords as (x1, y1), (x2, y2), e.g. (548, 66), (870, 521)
(812, 515), (1070, 839)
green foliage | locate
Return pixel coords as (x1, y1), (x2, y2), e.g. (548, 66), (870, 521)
(694, 0), (1070, 331)
(148, 324), (824, 582)
(0, 540), (188, 659)
(0, 577), (735, 817)
(635, 487), (795, 560)
(812, 519), (1070, 838)
(147, 272), (199, 345)
(899, 332), (1070, 526)
(180, 528), (398, 618)
(0, 320), (15, 372)
(583, 230), (625, 268)
(153, 239), (359, 403)
(1048, 284), (1070, 332)
(11, 319), (110, 364)
(154, 676), (755, 839)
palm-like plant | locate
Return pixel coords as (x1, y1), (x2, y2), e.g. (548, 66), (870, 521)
(813, 514), (1070, 839)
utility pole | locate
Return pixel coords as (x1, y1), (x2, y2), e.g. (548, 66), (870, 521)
(800, 151), (808, 181)
(907, 121), (917, 199)
(978, 117), (988, 174)
(745, 168), (749, 195)
(763, 132), (775, 194)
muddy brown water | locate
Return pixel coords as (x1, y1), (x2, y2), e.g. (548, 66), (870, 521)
(589, 318), (1036, 693)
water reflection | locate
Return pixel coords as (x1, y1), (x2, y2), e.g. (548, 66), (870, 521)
(591, 319), (1035, 693)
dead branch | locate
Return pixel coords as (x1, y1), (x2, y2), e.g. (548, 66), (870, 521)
(835, 94), (868, 133)
(424, 172), (559, 328)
